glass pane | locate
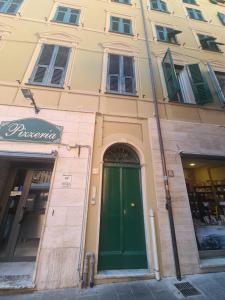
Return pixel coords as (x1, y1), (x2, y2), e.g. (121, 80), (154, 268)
(51, 68), (63, 85)
(124, 77), (133, 93)
(123, 56), (133, 76)
(38, 45), (54, 65)
(33, 66), (47, 83)
(109, 75), (119, 91)
(109, 54), (120, 74)
(54, 46), (70, 67)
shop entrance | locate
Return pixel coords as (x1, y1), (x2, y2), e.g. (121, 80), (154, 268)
(98, 144), (147, 270)
(182, 154), (225, 261)
(0, 159), (53, 262)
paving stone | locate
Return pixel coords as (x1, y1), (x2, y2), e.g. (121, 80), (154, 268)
(130, 281), (155, 300)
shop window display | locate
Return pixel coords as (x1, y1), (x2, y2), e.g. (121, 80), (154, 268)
(182, 157), (225, 259)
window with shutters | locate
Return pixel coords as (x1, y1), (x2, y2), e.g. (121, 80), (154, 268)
(198, 34), (224, 52)
(29, 44), (71, 88)
(0, 0), (23, 15)
(161, 49), (214, 105)
(150, 0), (168, 12)
(109, 16), (133, 35)
(156, 25), (181, 44)
(218, 12), (225, 25)
(186, 8), (205, 20)
(183, 0), (197, 4)
(106, 54), (136, 95)
(53, 6), (80, 25)
(111, 0), (131, 4)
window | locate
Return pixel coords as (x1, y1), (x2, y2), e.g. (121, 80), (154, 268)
(150, 0), (168, 12)
(183, 0), (197, 4)
(29, 44), (71, 87)
(53, 6), (80, 25)
(218, 12), (225, 25)
(186, 8), (205, 20)
(109, 16), (133, 35)
(156, 25), (181, 44)
(207, 64), (225, 105)
(0, 0), (23, 15)
(106, 54), (136, 95)
(198, 34), (224, 52)
(162, 49), (213, 105)
(209, 0), (225, 4)
(111, 0), (131, 4)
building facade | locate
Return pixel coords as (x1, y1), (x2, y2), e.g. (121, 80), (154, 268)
(0, 0), (225, 291)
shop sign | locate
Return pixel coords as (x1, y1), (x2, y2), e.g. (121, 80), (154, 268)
(0, 118), (63, 144)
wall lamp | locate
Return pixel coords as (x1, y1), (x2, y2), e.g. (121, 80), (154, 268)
(21, 88), (40, 114)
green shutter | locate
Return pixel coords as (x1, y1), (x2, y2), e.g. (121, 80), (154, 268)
(187, 64), (213, 105)
(162, 49), (180, 101)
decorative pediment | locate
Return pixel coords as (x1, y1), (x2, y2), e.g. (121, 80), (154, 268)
(100, 42), (139, 54)
(37, 31), (81, 44)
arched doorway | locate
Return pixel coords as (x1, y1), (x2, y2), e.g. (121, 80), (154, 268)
(98, 143), (147, 270)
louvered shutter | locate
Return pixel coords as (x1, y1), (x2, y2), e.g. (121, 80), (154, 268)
(31, 44), (54, 84)
(107, 54), (120, 92)
(123, 56), (135, 94)
(162, 49), (180, 101)
(50, 46), (70, 86)
(5, 0), (23, 14)
(207, 63), (225, 106)
(123, 19), (132, 34)
(161, 1), (167, 11)
(187, 64), (213, 105)
(218, 12), (225, 25)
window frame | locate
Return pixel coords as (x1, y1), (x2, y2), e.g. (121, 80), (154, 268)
(149, 0), (169, 13)
(111, 0), (132, 5)
(48, 2), (84, 28)
(106, 54), (137, 95)
(52, 6), (81, 26)
(155, 25), (180, 44)
(100, 43), (140, 97)
(109, 15), (133, 35)
(186, 7), (205, 21)
(22, 34), (79, 90)
(28, 44), (71, 88)
(0, 0), (23, 16)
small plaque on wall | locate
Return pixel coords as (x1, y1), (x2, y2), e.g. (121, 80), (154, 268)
(61, 175), (72, 188)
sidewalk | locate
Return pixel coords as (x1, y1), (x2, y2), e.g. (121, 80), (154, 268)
(0, 272), (225, 300)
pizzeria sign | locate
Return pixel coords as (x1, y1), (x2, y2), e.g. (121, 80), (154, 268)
(0, 118), (63, 144)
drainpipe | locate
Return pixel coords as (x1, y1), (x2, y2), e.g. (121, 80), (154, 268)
(149, 209), (160, 281)
(139, 0), (181, 281)
(82, 252), (95, 288)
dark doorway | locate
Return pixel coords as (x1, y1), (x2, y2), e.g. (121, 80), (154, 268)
(0, 159), (53, 262)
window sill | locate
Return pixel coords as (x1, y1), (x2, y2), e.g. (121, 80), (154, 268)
(150, 8), (170, 14)
(105, 91), (138, 98)
(26, 82), (65, 89)
(157, 39), (180, 46)
(188, 17), (207, 22)
(111, 1), (132, 6)
(51, 20), (79, 27)
(108, 30), (134, 37)
(201, 48), (223, 53)
(0, 11), (16, 16)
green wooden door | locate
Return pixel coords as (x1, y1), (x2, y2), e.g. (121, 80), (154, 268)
(98, 163), (147, 270)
